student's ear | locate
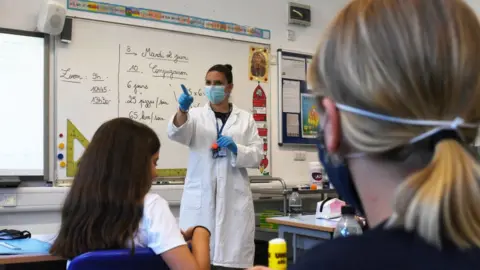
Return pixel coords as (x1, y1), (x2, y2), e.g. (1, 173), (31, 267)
(322, 97), (341, 153)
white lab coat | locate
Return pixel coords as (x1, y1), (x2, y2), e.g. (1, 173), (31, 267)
(167, 104), (263, 268)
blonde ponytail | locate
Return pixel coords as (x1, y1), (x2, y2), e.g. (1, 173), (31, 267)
(389, 140), (480, 249)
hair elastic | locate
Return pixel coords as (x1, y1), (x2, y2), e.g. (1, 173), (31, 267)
(428, 129), (462, 149)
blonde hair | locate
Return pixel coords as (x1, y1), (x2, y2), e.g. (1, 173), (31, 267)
(310, 0), (480, 248)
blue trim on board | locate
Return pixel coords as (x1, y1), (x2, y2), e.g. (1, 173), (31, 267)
(67, 0), (271, 40)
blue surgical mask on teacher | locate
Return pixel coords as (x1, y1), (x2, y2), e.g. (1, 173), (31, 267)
(205, 85), (226, 104)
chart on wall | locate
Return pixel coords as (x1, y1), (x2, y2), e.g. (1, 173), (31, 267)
(55, 18), (271, 178)
(277, 49), (318, 146)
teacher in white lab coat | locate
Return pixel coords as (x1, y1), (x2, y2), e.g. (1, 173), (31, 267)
(167, 64), (263, 270)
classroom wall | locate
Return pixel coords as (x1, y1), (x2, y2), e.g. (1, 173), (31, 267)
(2, 0), (480, 233)
(0, 0), (351, 233)
(0, 0), (351, 185)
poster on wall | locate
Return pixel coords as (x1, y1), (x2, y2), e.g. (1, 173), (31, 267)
(67, 0), (271, 40)
(249, 46), (269, 82)
(301, 93), (320, 139)
(252, 84), (269, 175)
(306, 58), (313, 90)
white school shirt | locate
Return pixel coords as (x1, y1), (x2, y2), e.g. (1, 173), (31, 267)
(66, 193), (185, 268)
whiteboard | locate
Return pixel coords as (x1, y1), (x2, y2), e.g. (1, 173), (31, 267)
(0, 31), (45, 176)
(55, 18), (271, 178)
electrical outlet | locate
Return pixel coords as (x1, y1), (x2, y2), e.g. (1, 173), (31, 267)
(287, 29), (296, 41)
(0, 194), (16, 207)
(270, 54), (277, 66)
(294, 151), (306, 161)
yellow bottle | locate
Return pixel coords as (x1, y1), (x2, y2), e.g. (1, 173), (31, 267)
(268, 238), (287, 270)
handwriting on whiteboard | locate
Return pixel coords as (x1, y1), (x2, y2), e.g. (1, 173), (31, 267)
(58, 44), (192, 124)
(122, 44), (190, 123)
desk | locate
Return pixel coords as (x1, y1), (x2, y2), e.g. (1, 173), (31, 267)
(266, 215), (337, 263)
(0, 254), (62, 265)
(0, 234), (64, 269)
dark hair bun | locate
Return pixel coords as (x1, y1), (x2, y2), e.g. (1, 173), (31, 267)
(224, 64), (233, 71)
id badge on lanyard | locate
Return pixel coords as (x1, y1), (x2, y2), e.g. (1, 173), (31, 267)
(212, 119), (227, 158)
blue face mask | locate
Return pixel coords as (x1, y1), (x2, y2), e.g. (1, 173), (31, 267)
(205, 85), (226, 104)
(316, 141), (365, 215)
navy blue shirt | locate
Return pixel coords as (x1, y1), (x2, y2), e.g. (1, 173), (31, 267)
(290, 223), (480, 270)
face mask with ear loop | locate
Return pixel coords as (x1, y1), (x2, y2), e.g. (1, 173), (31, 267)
(317, 101), (480, 218)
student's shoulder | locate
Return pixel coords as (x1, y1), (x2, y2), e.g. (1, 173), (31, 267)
(290, 227), (418, 270)
(143, 193), (169, 210)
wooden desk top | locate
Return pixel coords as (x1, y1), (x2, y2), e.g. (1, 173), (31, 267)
(0, 254), (63, 265)
(0, 234), (63, 265)
(266, 215), (338, 233)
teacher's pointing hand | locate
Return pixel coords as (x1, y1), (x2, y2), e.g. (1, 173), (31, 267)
(178, 84), (194, 112)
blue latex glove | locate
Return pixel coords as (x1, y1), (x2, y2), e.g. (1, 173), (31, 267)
(217, 136), (238, 155)
(178, 84), (194, 111)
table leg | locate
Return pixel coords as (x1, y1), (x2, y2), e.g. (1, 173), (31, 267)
(292, 233), (297, 263)
(278, 226), (285, 239)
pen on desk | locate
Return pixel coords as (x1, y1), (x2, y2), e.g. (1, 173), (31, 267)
(0, 242), (21, 250)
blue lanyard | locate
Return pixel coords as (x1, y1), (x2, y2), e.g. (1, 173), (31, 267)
(216, 120), (225, 138)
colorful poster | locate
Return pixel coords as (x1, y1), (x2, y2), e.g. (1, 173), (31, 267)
(252, 84), (269, 175)
(301, 93), (320, 138)
(249, 46), (269, 82)
(67, 0), (271, 40)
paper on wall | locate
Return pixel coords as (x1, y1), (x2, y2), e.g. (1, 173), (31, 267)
(306, 58), (313, 90)
(282, 80), (301, 113)
(281, 56), (306, 81)
(286, 113), (300, 137)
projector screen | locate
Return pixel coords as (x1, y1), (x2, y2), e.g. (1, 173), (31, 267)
(0, 31), (45, 176)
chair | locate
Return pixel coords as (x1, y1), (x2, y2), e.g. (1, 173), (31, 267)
(68, 248), (170, 270)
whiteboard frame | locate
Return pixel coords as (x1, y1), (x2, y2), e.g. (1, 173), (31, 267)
(53, 18), (273, 181)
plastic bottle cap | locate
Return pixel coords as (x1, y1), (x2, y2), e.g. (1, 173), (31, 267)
(292, 187), (299, 192)
(58, 143), (65, 149)
(59, 161), (66, 168)
(341, 205), (355, 215)
(269, 238), (286, 244)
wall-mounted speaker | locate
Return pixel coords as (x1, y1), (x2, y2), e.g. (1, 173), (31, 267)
(37, 0), (67, 35)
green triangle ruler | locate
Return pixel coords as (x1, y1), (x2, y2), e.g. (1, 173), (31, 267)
(66, 119), (89, 177)
(65, 119), (187, 178)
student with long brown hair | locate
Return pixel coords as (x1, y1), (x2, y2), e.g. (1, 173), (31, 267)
(50, 118), (211, 270)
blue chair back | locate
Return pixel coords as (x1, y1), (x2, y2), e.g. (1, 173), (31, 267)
(68, 248), (169, 270)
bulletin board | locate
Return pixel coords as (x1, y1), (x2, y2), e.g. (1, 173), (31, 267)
(277, 49), (318, 146)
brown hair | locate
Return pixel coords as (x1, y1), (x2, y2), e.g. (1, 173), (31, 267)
(310, 0), (480, 248)
(50, 118), (160, 258)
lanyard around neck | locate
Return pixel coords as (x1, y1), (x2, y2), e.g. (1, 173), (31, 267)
(216, 119), (226, 138)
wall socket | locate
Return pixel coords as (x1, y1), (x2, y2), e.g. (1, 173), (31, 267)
(0, 194), (17, 207)
(294, 151), (306, 161)
(287, 29), (296, 41)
